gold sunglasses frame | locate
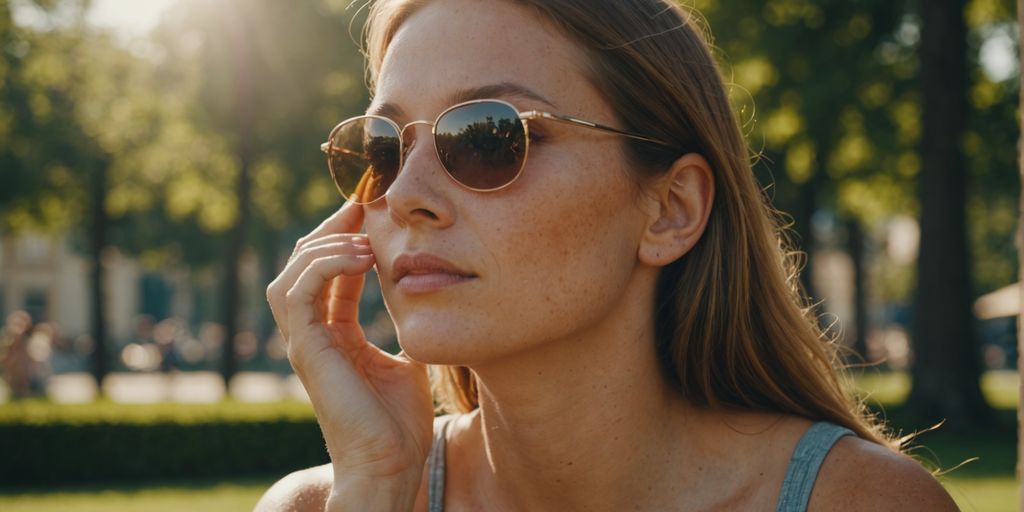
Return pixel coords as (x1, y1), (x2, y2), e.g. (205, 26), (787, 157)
(320, 98), (675, 204)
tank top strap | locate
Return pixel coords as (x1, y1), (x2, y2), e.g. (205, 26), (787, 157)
(426, 414), (457, 512)
(775, 421), (855, 512)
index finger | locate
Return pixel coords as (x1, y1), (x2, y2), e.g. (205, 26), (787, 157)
(325, 271), (365, 324)
(306, 200), (365, 242)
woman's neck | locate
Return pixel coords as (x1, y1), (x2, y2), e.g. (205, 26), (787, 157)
(472, 379), (690, 511)
(453, 271), (716, 511)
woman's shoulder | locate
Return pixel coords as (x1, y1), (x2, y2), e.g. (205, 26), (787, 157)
(809, 432), (959, 511)
(252, 414), (457, 512)
(252, 463), (333, 512)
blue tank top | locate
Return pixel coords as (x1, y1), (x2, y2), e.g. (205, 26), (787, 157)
(425, 415), (853, 511)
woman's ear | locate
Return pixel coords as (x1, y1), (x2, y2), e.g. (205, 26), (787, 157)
(637, 153), (715, 267)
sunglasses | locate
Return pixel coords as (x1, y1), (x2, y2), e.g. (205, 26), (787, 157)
(320, 98), (676, 204)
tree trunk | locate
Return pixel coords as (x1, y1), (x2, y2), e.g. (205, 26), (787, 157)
(846, 217), (869, 364)
(795, 172), (819, 304)
(220, 5), (255, 388)
(89, 162), (109, 390)
(907, 0), (991, 428)
(258, 232), (281, 342)
(220, 177), (250, 388)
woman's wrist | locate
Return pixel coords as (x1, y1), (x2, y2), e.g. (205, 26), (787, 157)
(326, 472), (422, 512)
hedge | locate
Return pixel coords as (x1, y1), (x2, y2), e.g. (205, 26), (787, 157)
(0, 400), (329, 485)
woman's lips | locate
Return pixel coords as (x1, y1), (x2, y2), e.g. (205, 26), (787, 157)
(396, 272), (476, 294)
(391, 252), (476, 294)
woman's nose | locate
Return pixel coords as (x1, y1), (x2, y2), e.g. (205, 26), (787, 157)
(384, 123), (455, 227)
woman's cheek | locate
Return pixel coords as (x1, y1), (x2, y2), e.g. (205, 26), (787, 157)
(499, 205), (626, 318)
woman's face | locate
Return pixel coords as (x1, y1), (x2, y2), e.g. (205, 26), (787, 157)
(364, 0), (653, 364)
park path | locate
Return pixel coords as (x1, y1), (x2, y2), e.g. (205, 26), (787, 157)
(0, 372), (310, 404)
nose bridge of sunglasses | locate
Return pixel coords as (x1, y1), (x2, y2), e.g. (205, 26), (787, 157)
(399, 120), (435, 143)
(393, 120), (435, 168)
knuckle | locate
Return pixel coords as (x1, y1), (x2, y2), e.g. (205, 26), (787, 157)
(296, 246), (320, 262)
(308, 255), (332, 271)
(293, 236), (309, 253)
(267, 281), (288, 303)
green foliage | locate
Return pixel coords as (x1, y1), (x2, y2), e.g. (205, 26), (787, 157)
(699, 0), (1019, 299)
(963, 0), (1020, 294)
(0, 400), (326, 485)
(702, 0), (916, 227)
(141, 0), (370, 264)
(1, 0), (369, 269)
(1, 2), (92, 234)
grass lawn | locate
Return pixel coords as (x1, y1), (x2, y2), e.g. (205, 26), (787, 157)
(0, 370), (1018, 511)
(0, 477), (277, 512)
(944, 475), (1019, 512)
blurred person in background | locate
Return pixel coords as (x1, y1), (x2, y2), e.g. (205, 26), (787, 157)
(25, 321), (55, 392)
(1, 310), (38, 399)
(258, 0), (958, 510)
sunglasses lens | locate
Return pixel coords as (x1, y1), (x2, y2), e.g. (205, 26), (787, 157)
(328, 117), (400, 203)
(435, 101), (526, 190)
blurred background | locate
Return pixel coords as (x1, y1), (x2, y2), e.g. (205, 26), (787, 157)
(0, 0), (1019, 510)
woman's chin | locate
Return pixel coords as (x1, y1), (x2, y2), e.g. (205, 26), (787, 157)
(396, 336), (472, 365)
(393, 319), (483, 365)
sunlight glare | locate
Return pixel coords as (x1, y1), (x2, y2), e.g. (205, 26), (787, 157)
(85, 0), (179, 37)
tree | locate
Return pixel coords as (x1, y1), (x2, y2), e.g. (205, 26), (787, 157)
(148, 0), (370, 383)
(0, 0), (119, 385)
(906, 0), (992, 427)
(2, 0), (247, 385)
(700, 0), (915, 360)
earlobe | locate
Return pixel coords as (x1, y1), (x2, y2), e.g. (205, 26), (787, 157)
(637, 153), (714, 267)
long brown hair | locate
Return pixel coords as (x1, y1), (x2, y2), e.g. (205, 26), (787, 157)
(362, 0), (898, 450)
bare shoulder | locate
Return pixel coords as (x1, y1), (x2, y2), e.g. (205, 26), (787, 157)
(252, 463), (333, 512)
(809, 435), (959, 511)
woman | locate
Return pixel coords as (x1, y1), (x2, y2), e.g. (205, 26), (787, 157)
(257, 0), (958, 510)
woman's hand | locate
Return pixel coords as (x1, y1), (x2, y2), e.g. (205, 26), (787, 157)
(265, 201), (434, 506)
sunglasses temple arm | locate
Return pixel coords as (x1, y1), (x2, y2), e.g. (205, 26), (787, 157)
(520, 111), (674, 148)
(320, 143), (367, 158)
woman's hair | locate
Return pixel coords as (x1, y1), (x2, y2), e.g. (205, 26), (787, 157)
(362, 0), (898, 450)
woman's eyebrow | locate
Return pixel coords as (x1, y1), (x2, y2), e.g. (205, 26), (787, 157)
(366, 81), (557, 120)
(447, 82), (557, 108)
(365, 102), (405, 120)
